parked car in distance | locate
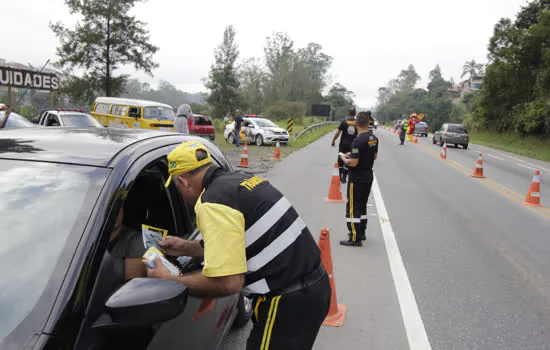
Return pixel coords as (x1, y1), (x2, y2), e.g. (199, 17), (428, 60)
(433, 123), (469, 149)
(188, 114), (215, 140)
(0, 111), (40, 130)
(0, 128), (252, 350)
(224, 117), (289, 146)
(414, 121), (429, 137)
(38, 108), (104, 128)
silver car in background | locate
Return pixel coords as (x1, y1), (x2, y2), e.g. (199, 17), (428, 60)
(414, 121), (429, 137)
(433, 123), (469, 149)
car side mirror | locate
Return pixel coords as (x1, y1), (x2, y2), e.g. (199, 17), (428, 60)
(92, 278), (188, 330)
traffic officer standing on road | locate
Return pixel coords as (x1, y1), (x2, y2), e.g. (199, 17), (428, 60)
(331, 107), (358, 183)
(147, 140), (331, 349)
(339, 111), (378, 247)
(399, 118), (408, 145)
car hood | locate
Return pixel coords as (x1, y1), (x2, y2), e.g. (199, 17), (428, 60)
(262, 127), (286, 133)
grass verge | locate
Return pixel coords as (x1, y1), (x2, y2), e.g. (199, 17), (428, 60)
(470, 132), (550, 162)
(281, 124), (335, 157)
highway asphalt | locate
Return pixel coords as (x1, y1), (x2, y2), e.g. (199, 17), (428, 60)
(221, 128), (550, 349)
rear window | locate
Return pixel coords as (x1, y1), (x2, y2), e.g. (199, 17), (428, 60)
(193, 116), (213, 126)
(447, 125), (467, 133)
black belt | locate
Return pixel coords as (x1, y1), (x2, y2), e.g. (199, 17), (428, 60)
(271, 264), (326, 296)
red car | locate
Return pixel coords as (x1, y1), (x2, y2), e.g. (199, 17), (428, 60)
(188, 114), (215, 140)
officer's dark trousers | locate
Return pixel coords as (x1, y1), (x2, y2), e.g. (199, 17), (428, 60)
(346, 171), (374, 241)
(399, 129), (406, 144)
(337, 146), (351, 180)
(247, 274), (331, 350)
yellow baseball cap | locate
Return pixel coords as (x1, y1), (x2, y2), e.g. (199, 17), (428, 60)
(165, 141), (211, 187)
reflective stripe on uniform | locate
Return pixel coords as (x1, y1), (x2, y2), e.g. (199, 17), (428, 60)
(346, 218), (361, 223)
(247, 218), (306, 272)
(245, 197), (291, 247)
(243, 278), (270, 294)
(350, 183), (357, 242)
(261, 296), (281, 350)
(360, 215), (368, 220)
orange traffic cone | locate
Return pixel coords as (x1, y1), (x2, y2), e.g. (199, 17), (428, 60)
(238, 143), (249, 168)
(472, 153), (485, 178)
(318, 228), (346, 327)
(273, 140), (281, 160)
(440, 142), (447, 160)
(524, 170), (542, 207)
(324, 163), (344, 203)
(413, 136), (418, 144)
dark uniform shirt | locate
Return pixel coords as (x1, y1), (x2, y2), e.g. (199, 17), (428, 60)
(196, 166), (321, 296)
(349, 132), (379, 182)
(234, 114), (244, 129)
(337, 117), (358, 150)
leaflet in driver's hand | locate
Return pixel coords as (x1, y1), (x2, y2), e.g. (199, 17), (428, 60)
(142, 224), (168, 252)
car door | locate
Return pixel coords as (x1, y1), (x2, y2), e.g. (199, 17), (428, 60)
(73, 145), (237, 350)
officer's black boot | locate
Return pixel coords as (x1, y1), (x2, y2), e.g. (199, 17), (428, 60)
(340, 238), (362, 247)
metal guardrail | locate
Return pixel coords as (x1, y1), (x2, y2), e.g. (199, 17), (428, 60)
(295, 121), (339, 139)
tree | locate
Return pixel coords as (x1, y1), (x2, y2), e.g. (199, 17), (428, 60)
(461, 60), (484, 85)
(239, 58), (266, 113)
(204, 25), (242, 117)
(398, 64), (421, 90)
(324, 83), (355, 119)
(51, 0), (159, 97)
(263, 32), (295, 103)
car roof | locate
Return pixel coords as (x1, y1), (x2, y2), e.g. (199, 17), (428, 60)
(94, 97), (172, 109)
(0, 128), (184, 167)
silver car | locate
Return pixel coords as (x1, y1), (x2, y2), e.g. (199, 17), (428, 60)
(433, 123), (469, 149)
(414, 121), (429, 137)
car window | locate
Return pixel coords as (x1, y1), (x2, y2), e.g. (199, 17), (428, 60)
(194, 116), (213, 126)
(0, 160), (110, 340)
(46, 114), (61, 127)
(61, 114), (103, 127)
(111, 105), (129, 117)
(143, 106), (175, 121)
(255, 119), (278, 128)
(448, 125), (467, 133)
(94, 103), (110, 114)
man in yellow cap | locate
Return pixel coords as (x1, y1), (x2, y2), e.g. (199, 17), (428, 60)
(148, 140), (331, 349)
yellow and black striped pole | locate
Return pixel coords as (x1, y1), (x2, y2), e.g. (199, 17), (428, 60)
(287, 116), (294, 135)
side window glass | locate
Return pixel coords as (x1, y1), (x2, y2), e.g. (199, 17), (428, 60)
(94, 103), (110, 114)
(128, 107), (140, 118)
(111, 105), (129, 117)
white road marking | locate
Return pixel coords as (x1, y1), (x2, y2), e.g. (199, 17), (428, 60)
(515, 162), (537, 171)
(475, 145), (550, 172)
(373, 174), (432, 350)
(486, 153), (505, 161)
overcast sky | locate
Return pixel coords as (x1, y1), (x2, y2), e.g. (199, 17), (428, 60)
(4, 0), (527, 108)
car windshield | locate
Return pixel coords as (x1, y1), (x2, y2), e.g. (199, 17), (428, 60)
(0, 112), (36, 129)
(194, 116), (213, 125)
(143, 106), (175, 120)
(60, 114), (103, 127)
(0, 161), (110, 340)
(448, 125), (467, 133)
(254, 119), (278, 128)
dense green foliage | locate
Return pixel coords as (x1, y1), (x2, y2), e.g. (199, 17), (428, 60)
(375, 64), (454, 132)
(205, 29), (355, 120)
(472, 0), (550, 136)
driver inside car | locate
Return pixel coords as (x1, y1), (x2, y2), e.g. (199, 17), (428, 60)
(107, 187), (149, 281)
